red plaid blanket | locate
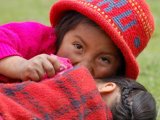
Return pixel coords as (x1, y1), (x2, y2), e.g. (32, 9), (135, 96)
(0, 67), (112, 120)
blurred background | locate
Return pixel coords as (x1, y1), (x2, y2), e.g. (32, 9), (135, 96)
(0, 0), (159, 119)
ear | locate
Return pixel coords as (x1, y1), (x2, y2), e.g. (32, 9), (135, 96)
(98, 82), (117, 93)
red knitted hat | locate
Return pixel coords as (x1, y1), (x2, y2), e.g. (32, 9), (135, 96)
(50, 0), (154, 79)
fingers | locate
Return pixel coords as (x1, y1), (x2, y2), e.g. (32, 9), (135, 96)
(47, 55), (61, 71)
(44, 55), (61, 77)
(23, 70), (40, 82)
(31, 54), (61, 80)
(42, 60), (56, 78)
(21, 54), (62, 82)
(21, 61), (45, 81)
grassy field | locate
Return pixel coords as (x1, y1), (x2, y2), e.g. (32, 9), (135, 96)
(0, 0), (160, 119)
(138, 0), (160, 119)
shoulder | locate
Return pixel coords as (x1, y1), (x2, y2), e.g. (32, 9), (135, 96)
(1, 21), (52, 30)
(1, 21), (55, 38)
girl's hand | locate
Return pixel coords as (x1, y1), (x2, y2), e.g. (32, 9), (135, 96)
(0, 54), (61, 82)
(19, 54), (61, 81)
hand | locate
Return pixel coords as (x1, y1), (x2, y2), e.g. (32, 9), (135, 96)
(19, 54), (61, 81)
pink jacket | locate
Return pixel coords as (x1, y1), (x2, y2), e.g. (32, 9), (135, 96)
(0, 22), (57, 82)
(0, 21), (57, 59)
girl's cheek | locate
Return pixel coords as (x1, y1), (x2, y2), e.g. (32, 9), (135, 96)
(57, 48), (69, 57)
(94, 65), (113, 78)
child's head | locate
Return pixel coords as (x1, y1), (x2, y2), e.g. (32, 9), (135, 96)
(50, 0), (154, 79)
(96, 77), (157, 120)
(55, 11), (125, 79)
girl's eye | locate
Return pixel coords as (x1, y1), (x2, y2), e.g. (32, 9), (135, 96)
(100, 56), (110, 64)
(72, 42), (84, 54)
(73, 43), (83, 50)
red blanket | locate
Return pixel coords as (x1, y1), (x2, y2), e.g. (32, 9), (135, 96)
(0, 67), (112, 120)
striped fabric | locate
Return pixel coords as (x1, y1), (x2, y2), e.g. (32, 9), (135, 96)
(0, 67), (112, 120)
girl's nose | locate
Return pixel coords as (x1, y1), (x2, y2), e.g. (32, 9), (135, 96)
(75, 60), (94, 76)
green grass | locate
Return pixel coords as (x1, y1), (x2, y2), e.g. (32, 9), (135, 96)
(0, 0), (53, 25)
(0, 0), (160, 119)
(138, 0), (160, 119)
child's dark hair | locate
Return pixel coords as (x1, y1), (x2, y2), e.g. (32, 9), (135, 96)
(102, 77), (157, 120)
(55, 11), (125, 76)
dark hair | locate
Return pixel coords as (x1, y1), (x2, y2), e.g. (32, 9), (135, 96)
(55, 11), (125, 76)
(102, 77), (157, 120)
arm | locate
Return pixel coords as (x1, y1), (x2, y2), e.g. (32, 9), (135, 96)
(0, 22), (57, 82)
(0, 21), (56, 59)
(0, 55), (72, 81)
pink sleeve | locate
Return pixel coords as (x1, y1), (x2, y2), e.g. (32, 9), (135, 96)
(0, 21), (57, 60)
(56, 56), (73, 74)
(0, 115), (3, 120)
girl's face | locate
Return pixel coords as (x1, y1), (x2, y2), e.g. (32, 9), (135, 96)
(57, 22), (121, 78)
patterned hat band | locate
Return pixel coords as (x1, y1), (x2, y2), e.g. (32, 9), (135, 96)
(50, 0), (154, 79)
(76, 0), (154, 56)
(85, 0), (153, 36)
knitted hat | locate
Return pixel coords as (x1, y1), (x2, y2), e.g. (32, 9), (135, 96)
(50, 0), (154, 79)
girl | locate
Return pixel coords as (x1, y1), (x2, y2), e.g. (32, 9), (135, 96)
(0, 0), (154, 82)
